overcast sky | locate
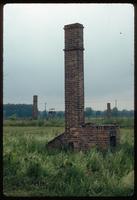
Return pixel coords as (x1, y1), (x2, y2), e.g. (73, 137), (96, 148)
(3, 3), (134, 111)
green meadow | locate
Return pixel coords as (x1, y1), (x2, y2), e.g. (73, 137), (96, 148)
(3, 118), (134, 197)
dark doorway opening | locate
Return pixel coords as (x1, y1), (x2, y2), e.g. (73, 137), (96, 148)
(110, 136), (116, 147)
(68, 142), (74, 150)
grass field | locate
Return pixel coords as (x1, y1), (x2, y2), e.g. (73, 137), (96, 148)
(3, 116), (134, 128)
(3, 120), (134, 197)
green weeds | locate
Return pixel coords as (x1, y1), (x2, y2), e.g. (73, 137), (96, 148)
(3, 126), (134, 196)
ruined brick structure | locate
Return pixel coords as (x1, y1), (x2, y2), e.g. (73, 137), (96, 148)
(32, 95), (38, 120)
(48, 124), (120, 151)
(107, 103), (111, 118)
(47, 23), (120, 151)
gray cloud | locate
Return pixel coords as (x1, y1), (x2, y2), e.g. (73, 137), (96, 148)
(3, 4), (134, 111)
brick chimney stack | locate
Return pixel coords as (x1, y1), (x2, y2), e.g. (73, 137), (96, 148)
(107, 102), (111, 118)
(64, 23), (85, 133)
(32, 95), (38, 119)
(47, 23), (120, 151)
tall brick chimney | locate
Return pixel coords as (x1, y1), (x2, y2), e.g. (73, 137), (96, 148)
(32, 95), (38, 119)
(64, 23), (85, 133)
(47, 23), (120, 151)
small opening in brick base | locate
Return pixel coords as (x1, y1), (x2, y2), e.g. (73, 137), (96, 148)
(110, 136), (116, 147)
(68, 142), (74, 150)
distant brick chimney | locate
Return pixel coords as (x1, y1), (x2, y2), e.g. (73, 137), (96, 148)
(107, 103), (111, 118)
(32, 95), (38, 119)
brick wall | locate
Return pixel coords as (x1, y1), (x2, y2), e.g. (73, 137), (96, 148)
(48, 125), (120, 151)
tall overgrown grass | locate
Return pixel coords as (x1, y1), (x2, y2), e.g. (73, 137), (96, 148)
(3, 116), (134, 128)
(85, 117), (134, 128)
(3, 118), (65, 127)
(3, 126), (134, 197)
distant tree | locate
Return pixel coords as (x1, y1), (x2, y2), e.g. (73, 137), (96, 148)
(85, 107), (93, 118)
(112, 107), (118, 117)
(103, 110), (107, 117)
(42, 110), (48, 119)
(4, 104), (33, 119)
(120, 109), (134, 117)
(129, 110), (134, 117)
(96, 110), (101, 117)
(56, 111), (64, 118)
(3, 104), (134, 119)
(9, 114), (17, 120)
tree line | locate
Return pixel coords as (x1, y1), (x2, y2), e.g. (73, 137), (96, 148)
(3, 104), (134, 119)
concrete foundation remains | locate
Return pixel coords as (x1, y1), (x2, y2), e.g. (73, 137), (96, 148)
(32, 95), (38, 120)
(47, 23), (120, 151)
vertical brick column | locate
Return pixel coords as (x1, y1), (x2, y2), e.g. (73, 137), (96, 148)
(0, 5), (3, 119)
(64, 23), (85, 133)
(32, 95), (38, 119)
(107, 103), (111, 118)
